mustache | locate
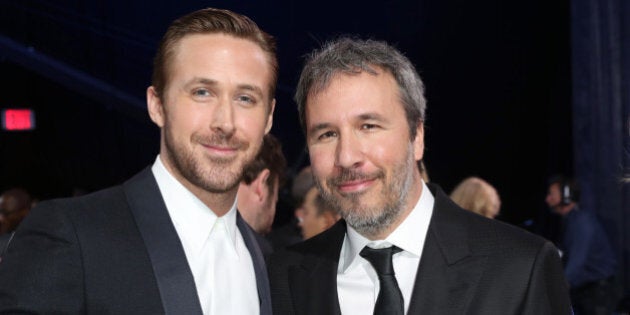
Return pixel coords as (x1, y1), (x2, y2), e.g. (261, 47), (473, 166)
(328, 168), (384, 186)
(193, 132), (248, 150)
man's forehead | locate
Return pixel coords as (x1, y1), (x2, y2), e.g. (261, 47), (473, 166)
(169, 33), (274, 90)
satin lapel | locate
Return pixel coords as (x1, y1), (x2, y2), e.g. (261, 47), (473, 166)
(407, 185), (485, 314)
(289, 221), (345, 315)
(236, 213), (272, 315)
(123, 168), (203, 315)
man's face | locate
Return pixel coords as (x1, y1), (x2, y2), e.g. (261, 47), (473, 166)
(545, 183), (562, 213)
(305, 70), (424, 238)
(237, 175), (278, 235)
(148, 33), (274, 200)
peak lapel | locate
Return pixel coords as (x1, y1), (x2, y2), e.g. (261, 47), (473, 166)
(123, 168), (203, 315)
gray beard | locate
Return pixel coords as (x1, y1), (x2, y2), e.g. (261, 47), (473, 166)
(317, 144), (415, 238)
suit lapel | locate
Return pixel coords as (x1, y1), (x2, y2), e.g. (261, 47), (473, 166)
(123, 168), (203, 315)
(407, 185), (485, 313)
(236, 213), (272, 315)
(289, 221), (345, 315)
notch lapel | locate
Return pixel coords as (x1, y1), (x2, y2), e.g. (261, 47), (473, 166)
(123, 168), (203, 315)
(407, 185), (485, 314)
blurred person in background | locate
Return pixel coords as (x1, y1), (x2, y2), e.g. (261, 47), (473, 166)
(0, 188), (32, 235)
(295, 186), (340, 240)
(237, 134), (286, 258)
(267, 165), (313, 249)
(0, 188), (32, 256)
(238, 133), (287, 236)
(546, 175), (618, 315)
(450, 176), (501, 219)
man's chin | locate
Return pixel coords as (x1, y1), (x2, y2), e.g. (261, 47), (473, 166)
(205, 154), (239, 166)
(338, 191), (374, 206)
(191, 168), (242, 193)
(199, 180), (241, 194)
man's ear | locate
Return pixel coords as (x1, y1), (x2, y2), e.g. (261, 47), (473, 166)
(264, 99), (276, 134)
(253, 169), (271, 202)
(413, 121), (425, 161)
(147, 86), (165, 128)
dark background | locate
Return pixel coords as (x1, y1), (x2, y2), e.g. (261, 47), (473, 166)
(0, 0), (571, 229)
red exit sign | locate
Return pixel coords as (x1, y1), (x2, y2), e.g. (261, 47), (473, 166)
(2, 109), (36, 131)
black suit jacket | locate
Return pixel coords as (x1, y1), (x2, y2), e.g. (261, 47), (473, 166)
(0, 167), (272, 314)
(268, 184), (572, 314)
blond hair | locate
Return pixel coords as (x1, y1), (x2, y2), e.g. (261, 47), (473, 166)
(450, 177), (501, 218)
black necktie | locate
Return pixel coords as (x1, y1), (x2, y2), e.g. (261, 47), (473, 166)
(360, 245), (404, 315)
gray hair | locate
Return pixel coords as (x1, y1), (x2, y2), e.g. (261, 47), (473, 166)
(294, 37), (426, 139)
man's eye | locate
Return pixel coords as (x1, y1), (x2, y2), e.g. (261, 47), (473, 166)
(236, 95), (256, 104)
(361, 123), (378, 130)
(318, 131), (337, 140)
(192, 88), (210, 97)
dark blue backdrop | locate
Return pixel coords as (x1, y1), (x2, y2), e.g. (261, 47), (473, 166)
(0, 0), (571, 224)
(571, 0), (630, 301)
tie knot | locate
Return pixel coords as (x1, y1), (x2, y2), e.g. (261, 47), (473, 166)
(359, 246), (401, 276)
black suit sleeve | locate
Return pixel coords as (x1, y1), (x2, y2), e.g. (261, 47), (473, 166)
(521, 241), (572, 314)
(0, 200), (85, 313)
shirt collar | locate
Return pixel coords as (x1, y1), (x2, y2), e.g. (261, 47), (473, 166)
(151, 155), (239, 255)
(340, 180), (435, 273)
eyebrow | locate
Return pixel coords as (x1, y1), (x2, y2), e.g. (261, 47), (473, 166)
(307, 111), (388, 134)
(307, 123), (332, 137)
(184, 77), (265, 97)
(236, 84), (264, 98)
(185, 77), (218, 88)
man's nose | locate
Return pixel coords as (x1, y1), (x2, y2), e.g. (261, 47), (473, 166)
(210, 98), (236, 135)
(335, 132), (364, 169)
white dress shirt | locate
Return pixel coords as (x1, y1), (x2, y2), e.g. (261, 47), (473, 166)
(337, 181), (434, 315)
(152, 156), (260, 315)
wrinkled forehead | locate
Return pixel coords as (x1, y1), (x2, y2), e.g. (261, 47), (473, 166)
(307, 66), (385, 99)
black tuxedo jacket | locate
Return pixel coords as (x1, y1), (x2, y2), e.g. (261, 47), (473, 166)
(0, 167), (272, 314)
(268, 184), (572, 314)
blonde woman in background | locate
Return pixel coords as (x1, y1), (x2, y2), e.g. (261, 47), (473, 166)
(450, 176), (501, 219)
